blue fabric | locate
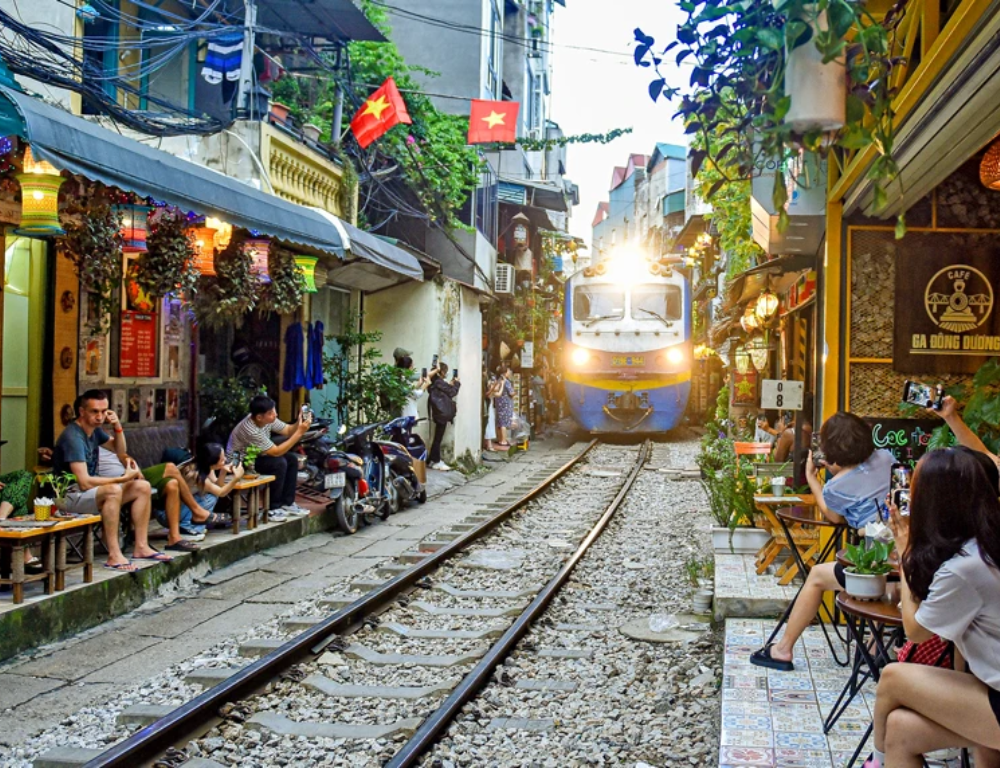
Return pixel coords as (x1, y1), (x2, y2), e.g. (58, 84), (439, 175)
(822, 448), (895, 529)
(283, 322), (307, 392)
(171, 492), (219, 535)
(201, 31), (243, 85)
(307, 320), (325, 389)
(54, 423), (111, 478)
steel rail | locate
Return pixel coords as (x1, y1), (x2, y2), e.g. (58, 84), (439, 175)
(83, 439), (599, 768)
(386, 440), (651, 767)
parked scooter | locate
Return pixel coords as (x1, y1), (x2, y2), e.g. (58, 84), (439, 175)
(376, 416), (428, 510)
(297, 418), (372, 534)
(339, 422), (393, 521)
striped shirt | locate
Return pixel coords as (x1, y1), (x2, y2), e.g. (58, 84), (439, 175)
(227, 415), (289, 454)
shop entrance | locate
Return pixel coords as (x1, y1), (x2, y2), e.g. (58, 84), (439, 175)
(2, 236), (47, 473)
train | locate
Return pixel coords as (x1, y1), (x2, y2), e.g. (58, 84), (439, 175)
(562, 252), (692, 434)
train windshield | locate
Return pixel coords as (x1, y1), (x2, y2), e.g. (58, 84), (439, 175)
(573, 285), (625, 322)
(632, 285), (682, 321)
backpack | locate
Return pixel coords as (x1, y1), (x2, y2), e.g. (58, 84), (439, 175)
(429, 382), (457, 423)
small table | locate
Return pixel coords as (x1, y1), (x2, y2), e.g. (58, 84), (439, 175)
(230, 475), (275, 534)
(0, 515), (101, 602)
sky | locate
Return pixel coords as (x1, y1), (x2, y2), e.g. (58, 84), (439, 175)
(549, 0), (689, 250)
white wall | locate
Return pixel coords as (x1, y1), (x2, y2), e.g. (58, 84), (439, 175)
(363, 279), (484, 466)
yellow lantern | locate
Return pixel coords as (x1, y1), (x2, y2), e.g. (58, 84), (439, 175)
(754, 289), (779, 323)
(15, 145), (66, 236)
(115, 204), (150, 253)
(294, 255), (320, 292)
(205, 217), (232, 250)
(742, 303), (760, 332)
(190, 226), (218, 276)
(733, 344), (751, 375)
(244, 238), (271, 282)
(748, 336), (769, 372)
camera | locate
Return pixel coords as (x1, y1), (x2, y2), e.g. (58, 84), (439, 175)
(810, 433), (826, 469)
(902, 380), (943, 410)
(891, 488), (910, 515)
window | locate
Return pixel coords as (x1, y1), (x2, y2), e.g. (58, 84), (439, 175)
(632, 285), (683, 321)
(530, 73), (543, 133)
(82, 3), (119, 112)
(487, 0), (502, 99)
(573, 285), (625, 322)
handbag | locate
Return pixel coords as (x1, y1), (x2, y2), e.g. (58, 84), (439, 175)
(485, 401), (497, 441)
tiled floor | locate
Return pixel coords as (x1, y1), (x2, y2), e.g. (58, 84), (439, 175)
(720, 619), (875, 768)
(716, 553), (800, 600)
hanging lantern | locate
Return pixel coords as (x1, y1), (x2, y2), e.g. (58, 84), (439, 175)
(244, 238), (271, 282)
(511, 212), (531, 248)
(742, 303), (761, 332)
(980, 140), (1000, 190)
(189, 226), (218, 276)
(748, 336), (769, 372)
(294, 254), (320, 292)
(115, 204), (150, 253)
(205, 216), (232, 249)
(754, 289), (779, 323)
(733, 344), (751, 375)
(15, 145), (66, 237)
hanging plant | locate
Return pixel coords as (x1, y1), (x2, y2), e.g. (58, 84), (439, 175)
(260, 245), (305, 315)
(136, 207), (199, 301)
(192, 232), (258, 328)
(61, 202), (123, 334)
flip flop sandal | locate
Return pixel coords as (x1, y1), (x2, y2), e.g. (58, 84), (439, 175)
(204, 512), (233, 528)
(165, 539), (200, 553)
(104, 561), (138, 572)
(134, 551), (173, 562)
(749, 643), (795, 671)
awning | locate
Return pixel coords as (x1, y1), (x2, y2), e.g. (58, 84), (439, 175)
(724, 253), (815, 310)
(312, 209), (423, 291)
(255, 0), (385, 43)
(497, 176), (569, 212)
(0, 86), (347, 256)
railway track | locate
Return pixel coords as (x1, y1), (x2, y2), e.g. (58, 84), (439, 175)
(81, 440), (656, 768)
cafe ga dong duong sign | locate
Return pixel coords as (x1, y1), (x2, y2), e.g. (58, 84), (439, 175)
(894, 234), (1000, 374)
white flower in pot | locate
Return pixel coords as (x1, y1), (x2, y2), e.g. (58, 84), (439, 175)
(843, 540), (895, 601)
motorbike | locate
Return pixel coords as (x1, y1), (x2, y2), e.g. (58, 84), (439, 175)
(297, 418), (372, 534)
(375, 416), (428, 510)
(339, 422), (393, 521)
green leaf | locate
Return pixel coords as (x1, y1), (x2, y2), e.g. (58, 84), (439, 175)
(756, 28), (783, 50)
(927, 425), (955, 450)
(894, 213), (907, 240)
(826, 0), (855, 41)
(872, 184), (887, 212)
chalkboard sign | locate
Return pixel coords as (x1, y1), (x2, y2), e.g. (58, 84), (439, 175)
(863, 417), (938, 467)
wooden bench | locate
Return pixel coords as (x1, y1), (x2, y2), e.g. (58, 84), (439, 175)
(230, 475), (276, 534)
(0, 515), (101, 603)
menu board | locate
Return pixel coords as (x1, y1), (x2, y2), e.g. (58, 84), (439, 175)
(120, 311), (158, 378)
(863, 417), (937, 467)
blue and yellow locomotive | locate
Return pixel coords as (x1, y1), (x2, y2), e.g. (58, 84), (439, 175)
(563, 252), (691, 434)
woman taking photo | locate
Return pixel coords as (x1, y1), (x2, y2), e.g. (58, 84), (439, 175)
(494, 364), (514, 449)
(175, 443), (244, 531)
(869, 447), (1000, 768)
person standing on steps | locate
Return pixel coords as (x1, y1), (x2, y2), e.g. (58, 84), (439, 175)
(427, 363), (460, 471)
(494, 364), (514, 448)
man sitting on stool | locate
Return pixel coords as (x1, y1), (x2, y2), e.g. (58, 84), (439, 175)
(226, 395), (311, 522)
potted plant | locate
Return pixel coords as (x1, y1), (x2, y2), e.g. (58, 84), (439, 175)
(686, 555), (715, 614)
(843, 540), (895, 600)
(37, 472), (77, 513)
(302, 124), (323, 143)
(242, 445), (262, 478)
(270, 102), (291, 123)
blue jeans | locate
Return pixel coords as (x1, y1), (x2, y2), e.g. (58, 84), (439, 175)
(154, 492), (217, 535)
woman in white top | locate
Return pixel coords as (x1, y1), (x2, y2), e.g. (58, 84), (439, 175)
(396, 356), (429, 419)
(870, 447), (1000, 768)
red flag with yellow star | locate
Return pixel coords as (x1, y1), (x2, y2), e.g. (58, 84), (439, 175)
(468, 99), (519, 144)
(350, 77), (412, 149)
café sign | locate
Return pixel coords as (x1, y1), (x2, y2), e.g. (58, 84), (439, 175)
(894, 236), (1000, 374)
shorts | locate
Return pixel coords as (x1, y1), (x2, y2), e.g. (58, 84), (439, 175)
(990, 685), (1000, 728)
(63, 487), (99, 515)
(141, 463), (171, 509)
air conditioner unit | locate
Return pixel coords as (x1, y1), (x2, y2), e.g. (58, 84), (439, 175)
(495, 263), (514, 295)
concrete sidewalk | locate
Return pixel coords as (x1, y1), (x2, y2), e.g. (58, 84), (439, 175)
(0, 433), (584, 752)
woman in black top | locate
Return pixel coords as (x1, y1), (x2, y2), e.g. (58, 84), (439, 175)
(427, 364), (461, 471)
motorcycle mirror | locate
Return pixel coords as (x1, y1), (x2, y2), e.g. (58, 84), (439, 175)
(338, 424), (348, 435)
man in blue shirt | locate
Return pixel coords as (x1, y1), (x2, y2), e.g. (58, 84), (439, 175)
(53, 390), (164, 571)
(751, 411), (893, 671)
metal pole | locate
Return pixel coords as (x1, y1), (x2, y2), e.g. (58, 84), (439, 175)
(237, 0), (257, 117)
(332, 85), (344, 147)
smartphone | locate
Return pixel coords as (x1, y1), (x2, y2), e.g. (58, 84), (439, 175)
(452, 368), (458, 379)
(421, 367), (428, 378)
(902, 380), (943, 410)
(810, 433), (826, 469)
(891, 488), (910, 515)
(431, 354), (439, 369)
(890, 462), (912, 494)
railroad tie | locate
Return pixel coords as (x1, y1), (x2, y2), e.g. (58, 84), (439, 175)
(247, 712), (422, 740)
(302, 673), (457, 699)
(319, 643), (487, 667)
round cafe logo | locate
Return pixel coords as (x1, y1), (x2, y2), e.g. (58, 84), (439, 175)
(924, 265), (993, 334)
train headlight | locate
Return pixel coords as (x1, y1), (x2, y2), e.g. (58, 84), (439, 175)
(571, 348), (591, 366)
(666, 347), (684, 365)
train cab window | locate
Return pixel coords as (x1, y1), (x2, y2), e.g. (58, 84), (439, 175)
(632, 285), (682, 321)
(573, 285), (625, 322)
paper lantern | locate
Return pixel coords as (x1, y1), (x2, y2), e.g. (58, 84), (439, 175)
(981, 140), (1000, 190)
(115, 204), (150, 253)
(741, 303), (760, 332)
(754, 289), (779, 323)
(190, 226), (217, 276)
(205, 216), (232, 249)
(733, 344), (751, 375)
(244, 238), (271, 282)
(294, 255), (320, 292)
(748, 337), (769, 372)
(15, 145), (66, 236)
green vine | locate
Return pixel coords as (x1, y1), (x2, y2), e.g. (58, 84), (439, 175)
(62, 202), (124, 334)
(137, 207), (199, 301)
(260, 245), (306, 316)
(508, 127), (633, 152)
(193, 233), (258, 328)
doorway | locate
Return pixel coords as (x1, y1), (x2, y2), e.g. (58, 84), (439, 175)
(2, 236), (47, 473)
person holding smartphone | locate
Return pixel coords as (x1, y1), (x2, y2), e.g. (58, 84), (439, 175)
(930, 393), (1000, 470)
(395, 355), (429, 419)
(427, 363), (460, 470)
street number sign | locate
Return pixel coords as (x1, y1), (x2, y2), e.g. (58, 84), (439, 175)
(761, 379), (804, 411)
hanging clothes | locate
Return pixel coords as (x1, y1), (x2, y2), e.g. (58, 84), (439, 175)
(307, 320), (325, 389)
(201, 31), (244, 86)
(282, 322), (307, 392)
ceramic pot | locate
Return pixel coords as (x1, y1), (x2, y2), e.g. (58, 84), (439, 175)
(843, 570), (887, 601)
(711, 525), (772, 555)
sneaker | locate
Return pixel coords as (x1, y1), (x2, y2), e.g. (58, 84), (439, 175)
(282, 503), (310, 518)
(432, 461), (452, 471)
(267, 509), (288, 522)
(179, 529), (206, 542)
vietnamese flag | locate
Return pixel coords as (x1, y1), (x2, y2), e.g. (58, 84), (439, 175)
(468, 99), (519, 144)
(350, 77), (412, 149)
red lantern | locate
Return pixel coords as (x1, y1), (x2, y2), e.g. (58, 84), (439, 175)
(189, 226), (218, 277)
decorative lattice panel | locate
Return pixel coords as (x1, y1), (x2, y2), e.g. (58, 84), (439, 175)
(935, 155), (1000, 230)
(849, 230), (896, 359)
(849, 364), (969, 418)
